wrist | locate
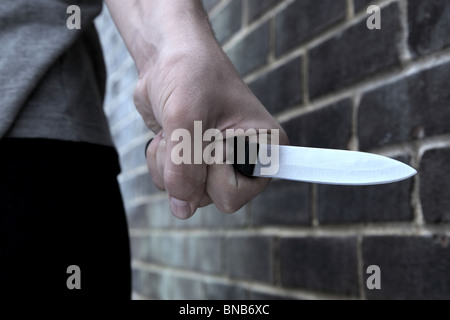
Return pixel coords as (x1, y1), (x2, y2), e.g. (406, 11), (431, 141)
(128, 0), (215, 73)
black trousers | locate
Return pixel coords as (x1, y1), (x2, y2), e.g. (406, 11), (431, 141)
(0, 138), (131, 300)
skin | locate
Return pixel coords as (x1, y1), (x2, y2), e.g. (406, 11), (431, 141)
(104, 0), (289, 219)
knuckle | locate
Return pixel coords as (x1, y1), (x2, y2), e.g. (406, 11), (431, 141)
(163, 168), (199, 201)
(152, 179), (166, 191)
(216, 190), (245, 214)
(218, 200), (244, 214)
(163, 169), (182, 190)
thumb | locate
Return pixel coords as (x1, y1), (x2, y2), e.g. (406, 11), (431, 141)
(163, 124), (208, 220)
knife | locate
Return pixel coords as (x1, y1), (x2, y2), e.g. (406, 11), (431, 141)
(232, 140), (417, 186)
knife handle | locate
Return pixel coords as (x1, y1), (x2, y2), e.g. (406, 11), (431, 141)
(145, 137), (258, 177)
(232, 138), (259, 177)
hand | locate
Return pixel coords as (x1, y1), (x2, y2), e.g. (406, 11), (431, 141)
(135, 40), (288, 219)
(105, 0), (289, 219)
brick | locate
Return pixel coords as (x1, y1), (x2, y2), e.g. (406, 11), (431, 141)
(280, 237), (359, 296)
(281, 99), (352, 149)
(420, 148), (450, 223)
(358, 61), (450, 150)
(318, 155), (414, 223)
(132, 234), (223, 274)
(408, 0), (450, 57)
(130, 235), (151, 262)
(126, 204), (149, 229)
(132, 270), (207, 300)
(210, 0), (242, 44)
(250, 291), (296, 300)
(226, 236), (273, 283)
(275, 0), (346, 56)
(104, 36), (130, 72)
(203, 0), (221, 13)
(132, 269), (164, 298)
(205, 282), (248, 300)
(363, 235), (450, 300)
(309, 3), (401, 99)
(251, 180), (310, 226)
(170, 276), (206, 300)
(354, 0), (376, 13)
(248, 0), (282, 22)
(119, 141), (149, 175)
(226, 21), (270, 76)
(125, 197), (173, 229)
(248, 57), (303, 115)
(186, 236), (223, 274)
(131, 235), (186, 268)
(105, 99), (137, 133)
(110, 110), (149, 151)
(118, 172), (160, 203)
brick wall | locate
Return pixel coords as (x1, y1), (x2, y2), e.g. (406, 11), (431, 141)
(95, 0), (450, 300)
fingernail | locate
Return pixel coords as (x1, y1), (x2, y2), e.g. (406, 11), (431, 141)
(144, 138), (154, 158)
(170, 198), (191, 220)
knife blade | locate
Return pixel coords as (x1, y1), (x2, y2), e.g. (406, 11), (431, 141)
(233, 141), (417, 186)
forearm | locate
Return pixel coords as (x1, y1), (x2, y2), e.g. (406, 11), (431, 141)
(103, 0), (214, 73)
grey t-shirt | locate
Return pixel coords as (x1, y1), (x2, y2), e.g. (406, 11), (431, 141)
(0, 0), (113, 146)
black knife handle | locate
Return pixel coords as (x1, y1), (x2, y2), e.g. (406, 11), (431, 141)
(232, 137), (259, 177)
(145, 137), (259, 177)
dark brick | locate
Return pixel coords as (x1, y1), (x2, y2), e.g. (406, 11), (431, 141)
(129, 235), (149, 263)
(131, 235), (186, 268)
(354, 0), (376, 13)
(250, 291), (297, 300)
(275, 0), (346, 56)
(420, 148), (450, 223)
(248, 57), (303, 115)
(125, 197), (173, 229)
(126, 204), (149, 229)
(251, 180), (310, 226)
(205, 283), (248, 300)
(132, 234), (223, 273)
(226, 236), (273, 283)
(132, 269), (163, 298)
(210, 0), (242, 44)
(280, 237), (359, 296)
(358, 61), (450, 150)
(226, 21), (270, 76)
(248, 0), (282, 22)
(363, 236), (450, 300)
(133, 270), (206, 299)
(186, 236), (223, 274)
(318, 155), (414, 224)
(203, 0), (221, 12)
(170, 276), (206, 300)
(282, 99), (352, 149)
(408, 0), (450, 57)
(309, 3), (401, 99)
